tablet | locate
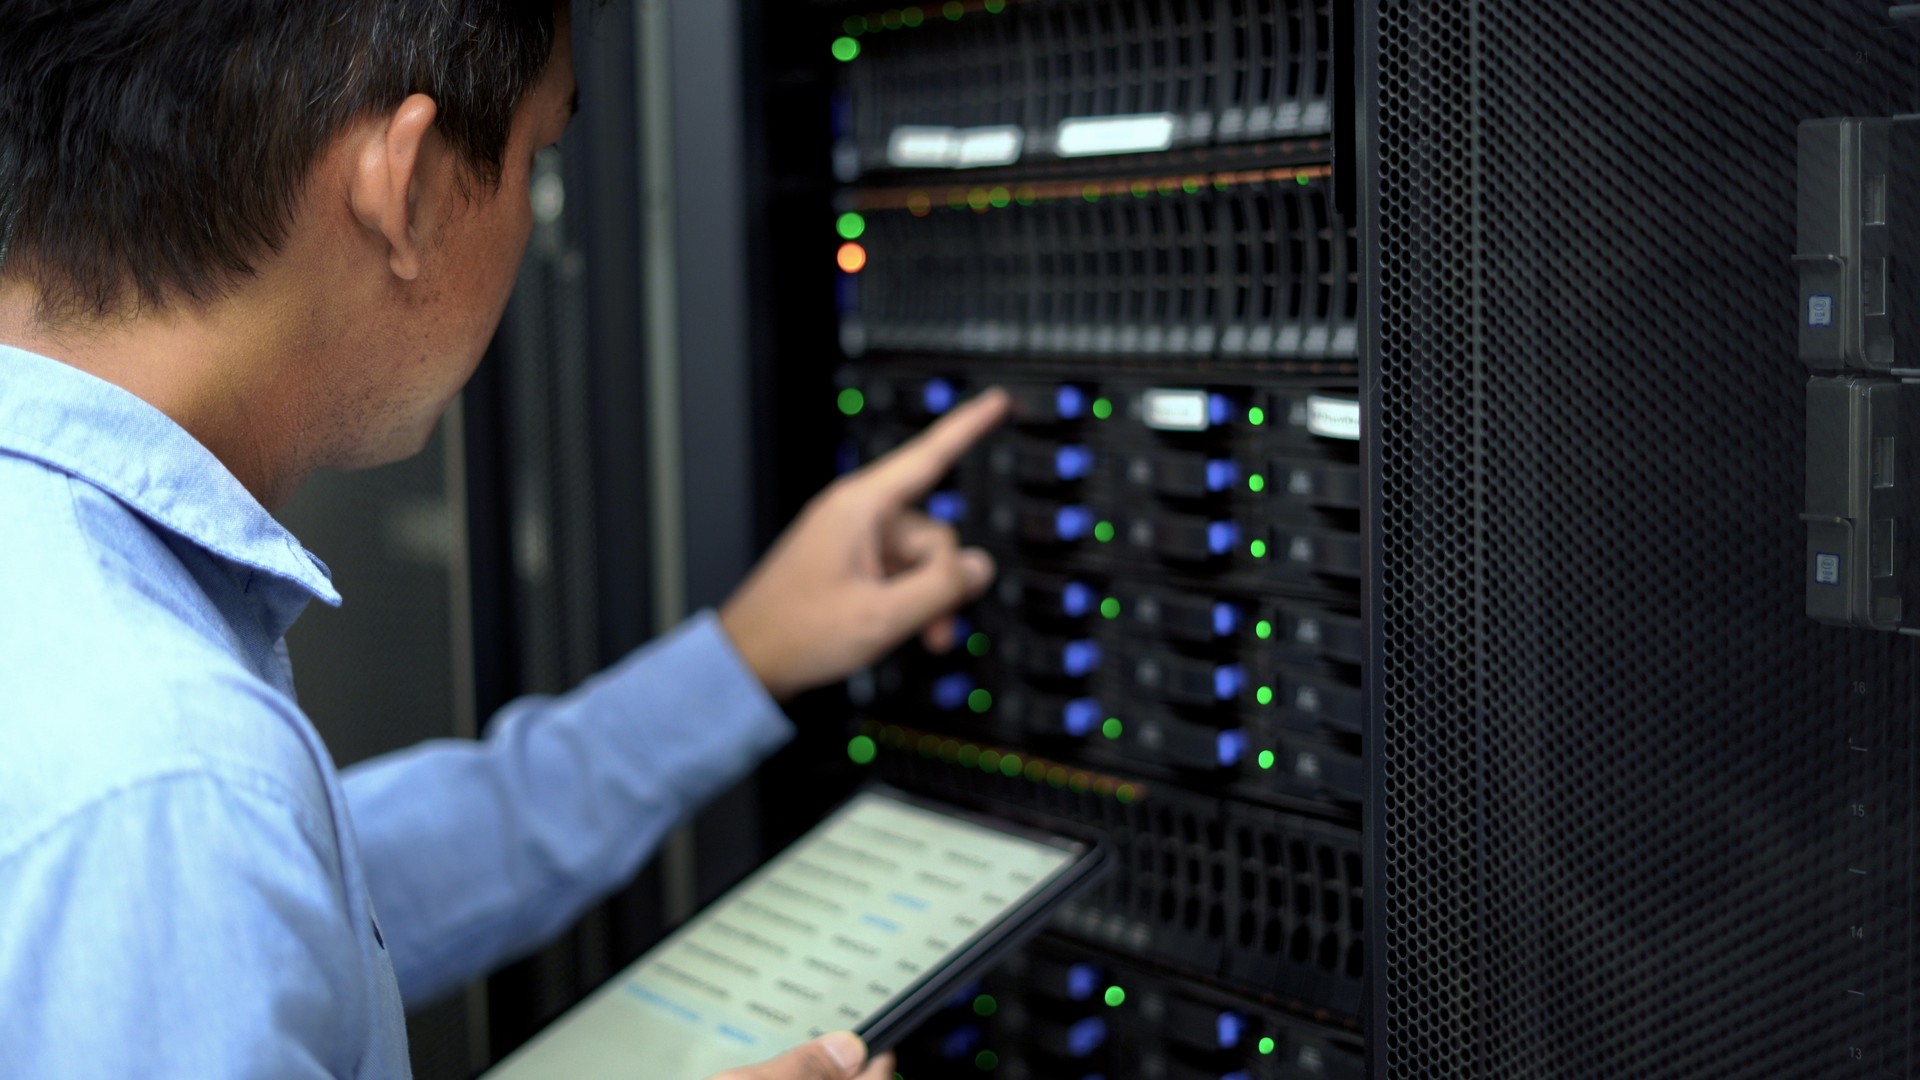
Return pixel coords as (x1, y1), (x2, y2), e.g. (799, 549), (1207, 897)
(484, 783), (1107, 1079)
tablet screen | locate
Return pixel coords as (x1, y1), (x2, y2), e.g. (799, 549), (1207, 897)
(486, 789), (1085, 1079)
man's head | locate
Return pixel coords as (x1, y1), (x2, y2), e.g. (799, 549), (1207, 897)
(0, 1), (577, 496)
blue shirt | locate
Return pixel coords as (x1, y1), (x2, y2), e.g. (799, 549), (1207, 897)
(0, 344), (794, 1078)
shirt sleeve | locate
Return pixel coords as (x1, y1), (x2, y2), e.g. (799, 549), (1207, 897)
(0, 770), (367, 1079)
(340, 611), (793, 1005)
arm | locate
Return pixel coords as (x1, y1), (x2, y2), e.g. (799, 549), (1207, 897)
(342, 612), (791, 1005)
(0, 771), (367, 1078)
(349, 389), (1011, 1009)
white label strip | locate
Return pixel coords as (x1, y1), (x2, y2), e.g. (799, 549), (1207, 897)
(1054, 113), (1176, 158)
(1141, 388), (1210, 432)
(886, 125), (1025, 169)
(1305, 395), (1362, 441)
(886, 126), (958, 168)
(954, 126), (1024, 168)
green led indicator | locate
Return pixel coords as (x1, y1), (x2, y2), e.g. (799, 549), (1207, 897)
(1102, 717), (1123, 740)
(1081, 184), (1101, 203)
(1024, 759), (1046, 781)
(966, 631), (991, 657)
(1047, 766), (1068, 788)
(837, 388), (865, 416)
(831, 36), (861, 61)
(836, 211), (866, 240)
(1091, 396), (1114, 420)
(1000, 753), (1022, 777)
(1247, 405), (1267, 426)
(843, 14), (868, 34)
(901, 6), (925, 26)
(1116, 783), (1136, 804)
(979, 749), (1000, 772)
(1250, 538), (1269, 559)
(1256, 685), (1274, 706)
(967, 188), (990, 211)
(1093, 520), (1116, 543)
(974, 1049), (998, 1071)
(1182, 179), (1201, 194)
(1104, 985), (1126, 1007)
(1259, 1036), (1277, 1055)
(1100, 597), (1121, 619)
(968, 688), (993, 713)
(1255, 619), (1274, 639)
(944, 0), (965, 17)
(1248, 473), (1266, 493)
(957, 744), (980, 767)
(1258, 749), (1276, 770)
(985, 0), (1006, 10)
(1296, 173), (1312, 185)
(988, 186), (1011, 208)
(973, 993), (998, 1017)
(847, 735), (877, 765)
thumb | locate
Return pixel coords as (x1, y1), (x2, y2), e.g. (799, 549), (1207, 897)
(875, 544), (995, 644)
(729, 1031), (869, 1079)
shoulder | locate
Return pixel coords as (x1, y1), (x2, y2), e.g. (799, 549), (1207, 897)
(0, 455), (336, 863)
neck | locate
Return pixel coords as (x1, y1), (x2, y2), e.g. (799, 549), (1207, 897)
(0, 278), (325, 510)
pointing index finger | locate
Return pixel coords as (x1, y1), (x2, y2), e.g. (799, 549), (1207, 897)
(864, 388), (1010, 504)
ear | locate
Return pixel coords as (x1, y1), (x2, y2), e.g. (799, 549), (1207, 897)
(346, 94), (441, 282)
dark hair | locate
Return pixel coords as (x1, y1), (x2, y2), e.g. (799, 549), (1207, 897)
(0, 0), (560, 321)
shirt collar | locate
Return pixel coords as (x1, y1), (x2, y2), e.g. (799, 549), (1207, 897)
(0, 343), (341, 609)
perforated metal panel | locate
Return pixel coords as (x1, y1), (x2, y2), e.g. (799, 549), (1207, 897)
(1367, 1), (1920, 1076)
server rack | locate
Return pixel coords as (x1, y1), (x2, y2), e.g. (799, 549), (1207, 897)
(740, 1), (1920, 1077)
(755, 2), (1367, 1077)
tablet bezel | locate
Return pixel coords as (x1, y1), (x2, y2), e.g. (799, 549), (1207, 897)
(839, 782), (1110, 1051)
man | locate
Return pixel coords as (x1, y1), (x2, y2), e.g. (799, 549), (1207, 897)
(0, 2), (1005, 1077)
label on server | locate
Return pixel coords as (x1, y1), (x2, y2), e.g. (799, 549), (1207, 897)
(1142, 389), (1211, 431)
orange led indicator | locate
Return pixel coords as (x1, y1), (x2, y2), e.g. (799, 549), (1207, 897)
(836, 242), (868, 273)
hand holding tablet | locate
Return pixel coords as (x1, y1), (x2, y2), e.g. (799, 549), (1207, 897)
(486, 784), (1108, 1079)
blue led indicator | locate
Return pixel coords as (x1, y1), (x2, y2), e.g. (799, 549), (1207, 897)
(922, 378), (957, 415)
(928, 491), (967, 523)
(1212, 602), (1239, 637)
(939, 1025), (982, 1060)
(933, 673), (974, 710)
(948, 980), (982, 1008)
(1208, 393), (1233, 426)
(1056, 384), (1087, 419)
(1061, 581), (1094, 618)
(1067, 963), (1099, 1000)
(1216, 729), (1247, 767)
(1205, 459), (1238, 492)
(1063, 640), (1102, 678)
(1066, 1017), (1109, 1057)
(1207, 520), (1241, 556)
(1056, 505), (1094, 541)
(1217, 1011), (1245, 1049)
(1055, 445), (1095, 481)
(1214, 664), (1245, 700)
(1063, 697), (1100, 736)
